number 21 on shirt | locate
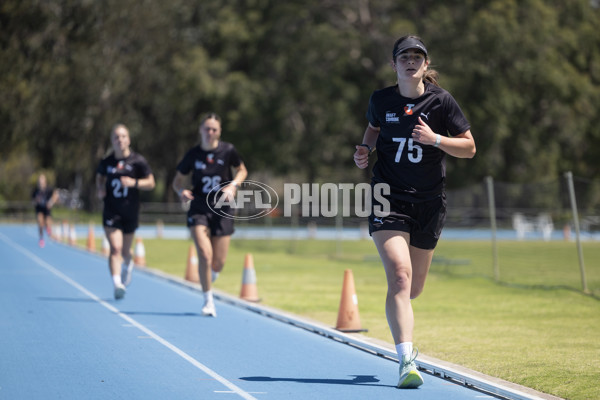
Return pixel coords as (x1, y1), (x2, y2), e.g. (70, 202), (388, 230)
(111, 178), (129, 198)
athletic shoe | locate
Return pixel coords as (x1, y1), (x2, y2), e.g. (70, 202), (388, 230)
(114, 283), (126, 300)
(397, 348), (424, 388)
(121, 259), (134, 287)
(39, 239), (45, 248)
(201, 301), (217, 317)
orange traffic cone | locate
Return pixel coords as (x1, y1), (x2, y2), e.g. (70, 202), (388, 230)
(53, 225), (62, 241)
(184, 244), (199, 283)
(133, 237), (146, 266)
(68, 223), (76, 246)
(101, 236), (110, 256)
(86, 223), (95, 252)
(240, 253), (260, 302)
(335, 269), (367, 333)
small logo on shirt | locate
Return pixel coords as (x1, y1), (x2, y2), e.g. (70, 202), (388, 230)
(195, 160), (207, 170)
(217, 159), (225, 165)
(386, 112), (400, 123)
(373, 217), (384, 224)
(420, 111), (430, 120)
(107, 163), (133, 174)
(207, 154), (214, 164)
(404, 104), (415, 115)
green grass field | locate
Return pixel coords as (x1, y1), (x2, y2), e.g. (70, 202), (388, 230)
(94, 235), (600, 400)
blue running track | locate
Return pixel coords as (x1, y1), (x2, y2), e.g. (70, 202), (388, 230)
(0, 225), (546, 400)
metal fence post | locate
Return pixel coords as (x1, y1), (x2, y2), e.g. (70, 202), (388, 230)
(486, 176), (499, 281)
(565, 171), (588, 293)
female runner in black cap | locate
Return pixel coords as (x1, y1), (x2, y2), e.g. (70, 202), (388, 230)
(354, 35), (476, 388)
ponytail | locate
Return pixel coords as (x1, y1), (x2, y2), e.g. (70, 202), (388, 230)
(423, 69), (440, 87)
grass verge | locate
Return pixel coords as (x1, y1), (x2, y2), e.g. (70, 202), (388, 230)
(98, 236), (600, 400)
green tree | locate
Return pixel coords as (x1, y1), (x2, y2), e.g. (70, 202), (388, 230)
(1, 0), (599, 209)
(419, 0), (600, 183)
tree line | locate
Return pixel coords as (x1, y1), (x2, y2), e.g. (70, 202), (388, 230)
(1, 0), (599, 211)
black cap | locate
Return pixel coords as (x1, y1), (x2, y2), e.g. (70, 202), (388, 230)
(393, 37), (428, 58)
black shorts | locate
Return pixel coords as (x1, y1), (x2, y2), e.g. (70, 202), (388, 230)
(35, 205), (51, 217)
(369, 195), (446, 250)
(103, 210), (139, 234)
(187, 211), (234, 236)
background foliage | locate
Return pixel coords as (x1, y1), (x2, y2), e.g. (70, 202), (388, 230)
(1, 0), (599, 209)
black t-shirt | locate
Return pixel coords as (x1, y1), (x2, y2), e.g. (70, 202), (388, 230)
(176, 141), (242, 211)
(366, 82), (470, 201)
(32, 187), (54, 209)
(96, 152), (153, 216)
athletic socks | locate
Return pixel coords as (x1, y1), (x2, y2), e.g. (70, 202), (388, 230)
(396, 342), (413, 361)
(211, 271), (219, 283)
(204, 290), (214, 304)
(112, 274), (123, 287)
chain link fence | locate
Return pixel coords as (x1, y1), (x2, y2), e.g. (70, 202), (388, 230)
(442, 173), (599, 296)
(2, 173), (598, 295)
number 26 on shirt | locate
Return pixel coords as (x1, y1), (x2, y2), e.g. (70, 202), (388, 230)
(202, 176), (222, 193)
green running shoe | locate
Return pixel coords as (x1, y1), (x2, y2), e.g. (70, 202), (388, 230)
(114, 283), (126, 300)
(397, 349), (424, 388)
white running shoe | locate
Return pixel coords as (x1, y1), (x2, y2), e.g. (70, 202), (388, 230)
(397, 349), (424, 388)
(201, 301), (217, 317)
(114, 283), (126, 300)
(121, 260), (134, 287)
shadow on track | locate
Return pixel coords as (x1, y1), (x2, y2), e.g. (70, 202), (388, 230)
(240, 375), (397, 388)
(38, 297), (202, 316)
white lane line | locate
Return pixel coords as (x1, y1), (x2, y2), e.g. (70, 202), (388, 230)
(1, 233), (258, 400)
(215, 392), (267, 395)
